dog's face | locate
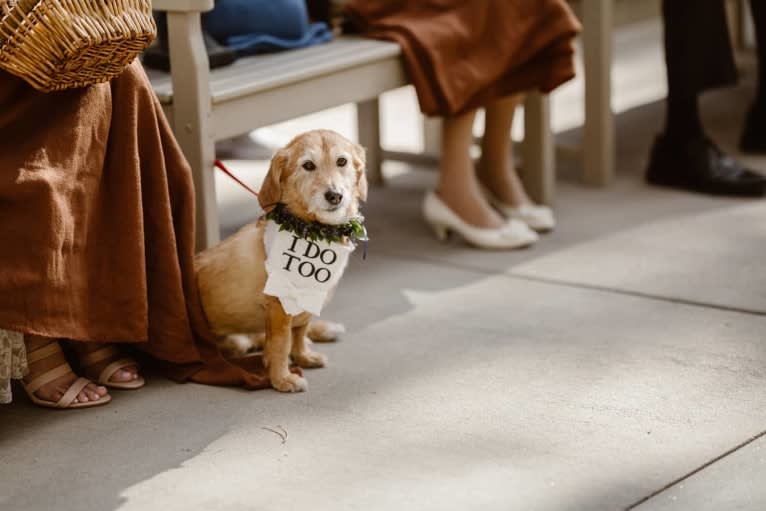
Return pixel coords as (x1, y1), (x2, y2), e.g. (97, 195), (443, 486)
(258, 130), (367, 225)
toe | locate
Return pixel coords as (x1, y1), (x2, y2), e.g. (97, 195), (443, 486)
(112, 367), (140, 383)
(84, 387), (101, 401)
(111, 369), (132, 382)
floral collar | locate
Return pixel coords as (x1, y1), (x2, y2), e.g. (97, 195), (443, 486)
(265, 203), (368, 255)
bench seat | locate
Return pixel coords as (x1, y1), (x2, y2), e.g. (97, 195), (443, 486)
(148, 38), (406, 141)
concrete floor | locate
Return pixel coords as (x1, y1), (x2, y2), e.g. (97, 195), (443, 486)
(2, 20), (766, 511)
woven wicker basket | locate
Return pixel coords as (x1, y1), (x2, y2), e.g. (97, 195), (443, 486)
(0, 0), (156, 92)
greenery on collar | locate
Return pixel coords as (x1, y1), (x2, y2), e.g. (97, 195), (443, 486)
(266, 203), (368, 245)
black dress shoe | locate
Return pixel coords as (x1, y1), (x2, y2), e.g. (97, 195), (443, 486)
(740, 104), (766, 154)
(646, 135), (766, 197)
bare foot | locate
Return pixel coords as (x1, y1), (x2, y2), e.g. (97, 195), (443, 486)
(23, 336), (108, 404)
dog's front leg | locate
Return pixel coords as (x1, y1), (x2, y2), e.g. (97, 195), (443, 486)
(265, 299), (308, 392)
(291, 323), (328, 368)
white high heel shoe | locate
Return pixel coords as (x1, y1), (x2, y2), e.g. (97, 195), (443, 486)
(422, 191), (538, 249)
(481, 186), (556, 232)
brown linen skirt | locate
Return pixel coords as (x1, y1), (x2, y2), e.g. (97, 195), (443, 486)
(0, 61), (275, 389)
(345, 0), (582, 116)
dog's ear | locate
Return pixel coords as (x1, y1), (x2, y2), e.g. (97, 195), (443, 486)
(352, 143), (368, 202)
(259, 149), (288, 211)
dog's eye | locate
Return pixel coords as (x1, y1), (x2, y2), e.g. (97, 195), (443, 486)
(336, 157), (347, 167)
(302, 161), (316, 171)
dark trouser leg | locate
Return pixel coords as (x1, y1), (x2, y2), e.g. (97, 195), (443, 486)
(662, 0), (737, 142)
(647, 1), (766, 196)
(664, 90), (703, 143)
(741, 0), (766, 151)
(751, 0), (766, 108)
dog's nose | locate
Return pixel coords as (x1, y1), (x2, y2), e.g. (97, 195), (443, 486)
(324, 189), (343, 206)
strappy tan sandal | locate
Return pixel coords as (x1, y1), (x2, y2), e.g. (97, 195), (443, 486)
(21, 342), (111, 409)
(79, 344), (145, 390)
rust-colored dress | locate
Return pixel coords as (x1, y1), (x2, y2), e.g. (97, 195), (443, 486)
(0, 61), (273, 389)
(345, 0), (582, 116)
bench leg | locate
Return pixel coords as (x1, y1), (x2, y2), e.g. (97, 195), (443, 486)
(422, 116), (443, 159)
(187, 142), (219, 252)
(582, 0), (615, 186)
(167, 12), (219, 251)
(521, 92), (555, 205)
(357, 99), (383, 186)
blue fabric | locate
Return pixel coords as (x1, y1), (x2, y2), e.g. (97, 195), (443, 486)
(225, 22), (332, 54)
(202, 0), (333, 55)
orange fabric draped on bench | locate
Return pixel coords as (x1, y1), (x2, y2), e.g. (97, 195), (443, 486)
(345, 0), (581, 116)
(0, 61), (281, 390)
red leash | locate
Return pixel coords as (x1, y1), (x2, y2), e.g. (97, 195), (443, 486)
(214, 159), (260, 198)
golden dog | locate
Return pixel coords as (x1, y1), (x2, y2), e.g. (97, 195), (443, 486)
(195, 130), (367, 392)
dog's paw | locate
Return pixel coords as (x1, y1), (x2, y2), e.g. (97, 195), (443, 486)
(293, 350), (328, 369)
(271, 373), (308, 393)
(307, 320), (346, 343)
(218, 334), (259, 359)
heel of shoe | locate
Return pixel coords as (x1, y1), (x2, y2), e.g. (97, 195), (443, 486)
(430, 222), (449, 242)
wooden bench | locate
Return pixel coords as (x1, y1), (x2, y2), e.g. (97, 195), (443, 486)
(149, 0), (556, 251)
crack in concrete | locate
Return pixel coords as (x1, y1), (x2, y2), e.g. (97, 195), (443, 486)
(623, 428), (766, 510)
(373, 249), (766, 509)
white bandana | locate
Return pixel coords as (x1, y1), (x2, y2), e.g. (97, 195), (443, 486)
(263, 220), (355, 316)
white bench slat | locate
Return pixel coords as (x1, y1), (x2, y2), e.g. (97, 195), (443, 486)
(149, 37), (402, 105)
(151, 0), (213, 12)
(211, 54), (406, 140)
